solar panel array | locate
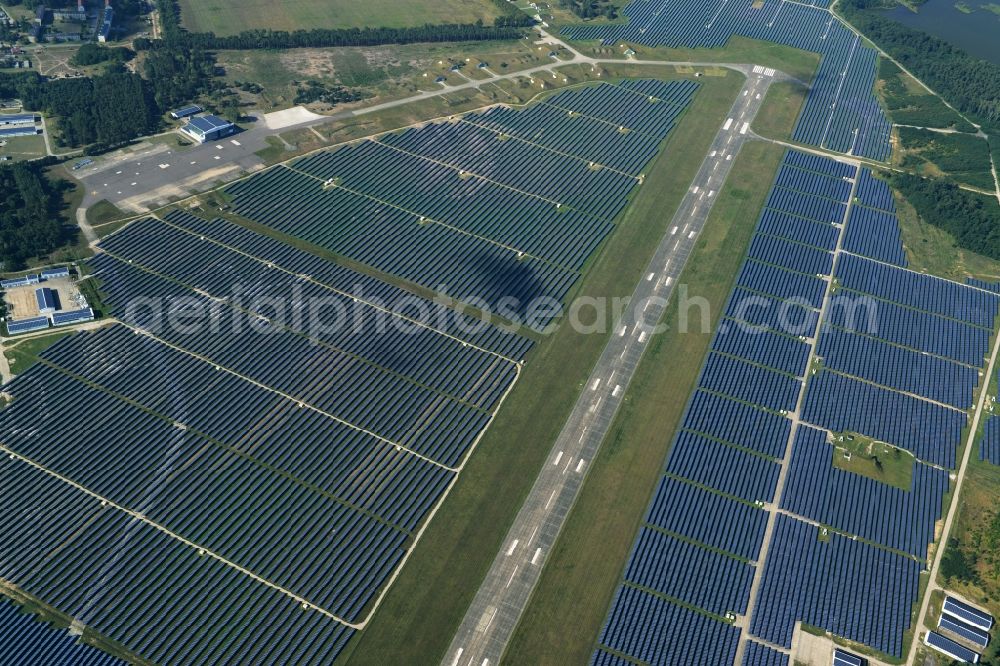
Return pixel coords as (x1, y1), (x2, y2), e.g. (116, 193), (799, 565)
(592, 150), (854, 665)
(803, 252), (999, 468)
(0, 211), (534, 664)
(750, 514), (921, 656)
(781, 425), (948, 558)
(742, 641), (789, 666)
(0, 598), (124, 666)
(224, 80), (697, 326)
(982, 416), (1000, 466)
(843, 169), (907, 266)
(561, 0), (892, 160)
(593, 148), (993, 663)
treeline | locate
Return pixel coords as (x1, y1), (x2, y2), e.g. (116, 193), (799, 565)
(70, 43), (134, 67)
(892, 173), (1000, 259)
(556, 0), (619, 19)
(136, 0), (531, 52)
(0, 162), (73, 270)
(841, 1), (1000, 126)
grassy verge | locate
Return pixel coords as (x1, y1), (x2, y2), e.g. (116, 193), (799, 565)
(573, 35), (821, 84)
(753, 80), (810, 142)
(338, 71), (746, 665)
(86, 199), (126, 227)
(831, 433), (915, 491)
(3, 331), (72, 373)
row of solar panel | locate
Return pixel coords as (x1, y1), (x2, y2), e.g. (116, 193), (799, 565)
(591, 151), (855, 665)
(561, 0), (892, 159)
(749, 514), (921, 658)
(99, 215), (517, 411)
(0, 599), (123, 666)
(836, 253), (1000, 329)
(781, 425), (948, 558)
(0, 456), (356, 665)
(817, 324), (978, 409)
(802, 370), (965, 468)
(36, 325), (454, 532)
(2, 363), (409, 621)
(160, 211), (531, 359)
(224, 81), (696, 322)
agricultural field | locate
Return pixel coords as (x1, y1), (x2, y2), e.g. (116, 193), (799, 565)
(177, 0), (505, 34)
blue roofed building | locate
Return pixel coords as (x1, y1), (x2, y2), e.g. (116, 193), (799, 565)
(181, 114), (237, 143)
(35, 287), (59, 313)
(52, 307), (95, 326)
(170, 105), (202, 120)
(0, 114), (39, 127)
(6, 316), (50, 336)
(41, 266), (70, 280)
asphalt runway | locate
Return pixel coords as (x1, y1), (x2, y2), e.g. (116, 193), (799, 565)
(443, 68), (782, 666)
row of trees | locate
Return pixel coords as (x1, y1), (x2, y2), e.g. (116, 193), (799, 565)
(841, 1), (1000, 126)
(0, 161), (73, 270)
(136, 0), (531, 52)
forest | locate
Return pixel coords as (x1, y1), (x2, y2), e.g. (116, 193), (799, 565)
(841, 0), (1000, 126)
(892, 174), (1000, 260)
(0, 162), (73, 271)
(0, 71), (158, 151)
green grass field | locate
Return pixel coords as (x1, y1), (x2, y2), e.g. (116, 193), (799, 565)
(503, 140), (786, 665)
(178, 0), (504, 34)
(336, 70), (745, 666)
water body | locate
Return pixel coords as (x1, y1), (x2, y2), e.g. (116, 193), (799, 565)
(886, 0), (1000, 65)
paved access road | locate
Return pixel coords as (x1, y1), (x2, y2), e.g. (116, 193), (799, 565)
(443, 67), (783, 666)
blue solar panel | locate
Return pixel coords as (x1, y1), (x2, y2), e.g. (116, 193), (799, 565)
(943, 596), (994, 631)
(52, 308), (95, 326)
(0, 598), (123, 666)
(680, 390), (791, 459)
(836, 254), (1000, 329)
(781, 425), (948, 558)
(666, 430), (781, 503)
(597, 586), (741, 665)
(801, 370), (965, 468)
(743, 641), (789, 666)
(938, 614), (990, 648)
(749, 515), (921, 658)
(982, 417), (1000, 466)
(5, 316), (50, 335)
(817, 324), (978, 409)
(563, 0), (892, 159)
(925, 630), (981, 663)
(624, 527), (755, 615)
